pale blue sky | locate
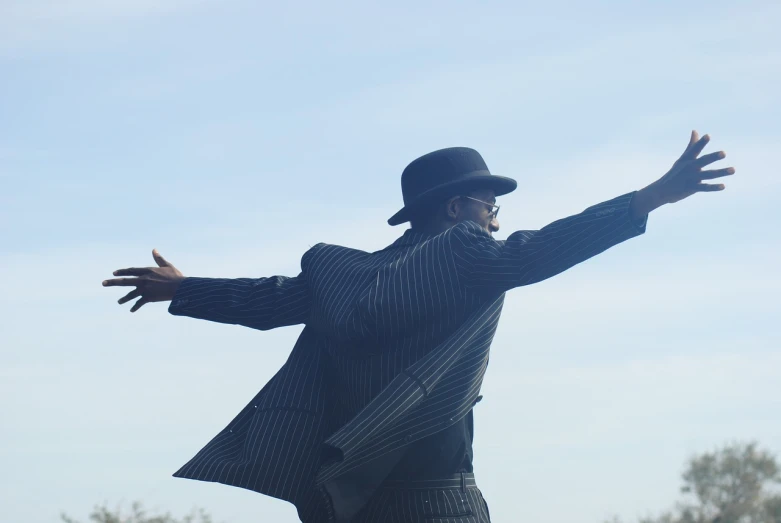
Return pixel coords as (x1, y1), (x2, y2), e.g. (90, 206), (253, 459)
(1, 1), (779, 522)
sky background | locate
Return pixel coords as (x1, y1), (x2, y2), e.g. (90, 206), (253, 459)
(1, 1), (780, 522)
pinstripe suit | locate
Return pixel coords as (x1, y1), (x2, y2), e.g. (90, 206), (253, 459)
(168, 191), (648, 522)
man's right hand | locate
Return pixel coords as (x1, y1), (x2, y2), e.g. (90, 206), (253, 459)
(102, 249), (185, 312)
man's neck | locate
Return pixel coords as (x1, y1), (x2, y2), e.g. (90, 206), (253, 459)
(409, 220), (452, 235)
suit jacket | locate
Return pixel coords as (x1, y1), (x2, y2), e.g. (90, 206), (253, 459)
(168, 191), (648, 522)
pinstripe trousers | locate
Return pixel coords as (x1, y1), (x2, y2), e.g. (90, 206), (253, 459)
(349, 473), (491, 522)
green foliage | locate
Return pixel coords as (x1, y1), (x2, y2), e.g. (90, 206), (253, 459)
(604, 441), (781, 523)
(680, 441), (780, 522)
(60, 501), (216, 523)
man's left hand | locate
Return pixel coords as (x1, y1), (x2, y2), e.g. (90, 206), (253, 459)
(649, 130), (735, 206)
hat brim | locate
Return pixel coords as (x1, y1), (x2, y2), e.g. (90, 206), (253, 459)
(387, 175), (517, 226)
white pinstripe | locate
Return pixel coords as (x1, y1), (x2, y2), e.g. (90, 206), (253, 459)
(168, 191), (648, 522)
(353, 475), (492, 523)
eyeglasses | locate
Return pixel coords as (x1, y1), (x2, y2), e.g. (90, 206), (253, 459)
(461, 196), (500, 219)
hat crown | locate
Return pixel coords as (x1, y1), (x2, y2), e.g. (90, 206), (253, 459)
(401, 147), (489, 205)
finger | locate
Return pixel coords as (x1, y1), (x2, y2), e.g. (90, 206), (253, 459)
(102, 278), (141, 287)
(693, 150), (726, 169)
(130, 298), (149, 313)
(118, 289), (142, 305)
(152, 249), (171, 268)
(112, 267), (152, 277)
(699, 167), (735, 180)
(696, 182), (726, 192)
(688, 133), (711, 159)
(681, 130), (698, 156)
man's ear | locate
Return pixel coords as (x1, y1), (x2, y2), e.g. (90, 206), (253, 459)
(445, 196), (461, 220)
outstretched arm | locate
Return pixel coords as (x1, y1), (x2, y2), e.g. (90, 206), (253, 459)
(451, 191), (648, 295)
(452, 130), (734, 295)
(102, 249), (310, 330)
(167, 274), (310, 330)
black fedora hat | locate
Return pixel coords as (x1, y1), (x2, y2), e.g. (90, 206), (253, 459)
(388, 147), (517, 226)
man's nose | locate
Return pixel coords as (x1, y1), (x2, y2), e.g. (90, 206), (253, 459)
(489, 218), (500, 233)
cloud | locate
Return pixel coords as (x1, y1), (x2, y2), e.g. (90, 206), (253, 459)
(482, 349), (781, 448)
(307, 3), (780, 147)
(2, 3), (779, 522)
(0, 0), (214, 56)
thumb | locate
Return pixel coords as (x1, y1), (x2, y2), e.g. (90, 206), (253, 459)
(152, 248), (171, 267)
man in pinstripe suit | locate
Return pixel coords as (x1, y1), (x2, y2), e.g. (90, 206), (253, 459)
(103, 131), (734, 522)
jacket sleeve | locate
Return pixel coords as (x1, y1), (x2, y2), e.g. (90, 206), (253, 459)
(450, 191), (648, 295)
(167, 272), (311, 330)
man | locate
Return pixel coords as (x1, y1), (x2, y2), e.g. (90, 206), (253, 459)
(102, 131), (733, 522)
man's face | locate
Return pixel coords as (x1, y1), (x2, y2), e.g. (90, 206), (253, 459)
(450, 188), (500, 235)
